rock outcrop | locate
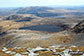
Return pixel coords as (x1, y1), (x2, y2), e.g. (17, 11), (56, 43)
(4, 15), (34, 21)
(72, 20), (84, 33)
(0, 46), (84, 56)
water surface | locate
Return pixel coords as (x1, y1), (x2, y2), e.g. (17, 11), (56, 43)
(19, 25), (62, 32)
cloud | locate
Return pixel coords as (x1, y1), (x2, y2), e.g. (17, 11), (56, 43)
(0, 0), (84, 7)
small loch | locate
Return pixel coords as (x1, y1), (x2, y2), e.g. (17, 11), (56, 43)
(19, 25), (62, 32)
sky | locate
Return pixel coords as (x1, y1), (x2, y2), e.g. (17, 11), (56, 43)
(0, 0), (84, 7)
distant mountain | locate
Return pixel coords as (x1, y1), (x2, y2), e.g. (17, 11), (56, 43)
(0, 8), (17, 16)
(17, 6), (54, 14)
(16, 7), (61, 17)
(0, 6), (84, 18)
(16, 6), (84, 18)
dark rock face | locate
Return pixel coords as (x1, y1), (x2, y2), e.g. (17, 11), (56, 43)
(5, 15), (24, 20)
(4, 15), (34, 22)
(72, 20), (84, 33)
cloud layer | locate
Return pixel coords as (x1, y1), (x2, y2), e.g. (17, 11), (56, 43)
(0, 0), (84, 7)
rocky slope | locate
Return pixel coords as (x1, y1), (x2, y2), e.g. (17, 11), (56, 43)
(72, 20), (84, 33)
(0, 17), (84, 48)
(0, 29), (72, 48)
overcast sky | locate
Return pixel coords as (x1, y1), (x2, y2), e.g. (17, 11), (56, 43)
(0, 0), (84, 7)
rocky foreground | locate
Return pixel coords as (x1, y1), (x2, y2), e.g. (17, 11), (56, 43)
(1, 46), (84, 56)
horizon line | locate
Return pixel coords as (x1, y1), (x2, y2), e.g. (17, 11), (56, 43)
(0, 5), (84, 8)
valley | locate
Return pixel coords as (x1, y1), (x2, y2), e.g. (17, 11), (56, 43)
(0, 6), (84, 56)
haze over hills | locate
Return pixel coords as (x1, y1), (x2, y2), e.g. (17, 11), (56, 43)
(0, 6), (84, 18)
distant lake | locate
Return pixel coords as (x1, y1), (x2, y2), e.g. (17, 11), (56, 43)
(19, 25), (62, 32)
(15, 19), (30, 22)
(48, 16), (66, 18)
(15, 16), (66, 22)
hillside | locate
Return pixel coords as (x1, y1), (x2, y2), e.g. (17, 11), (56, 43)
(0, 20), (84, 48)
